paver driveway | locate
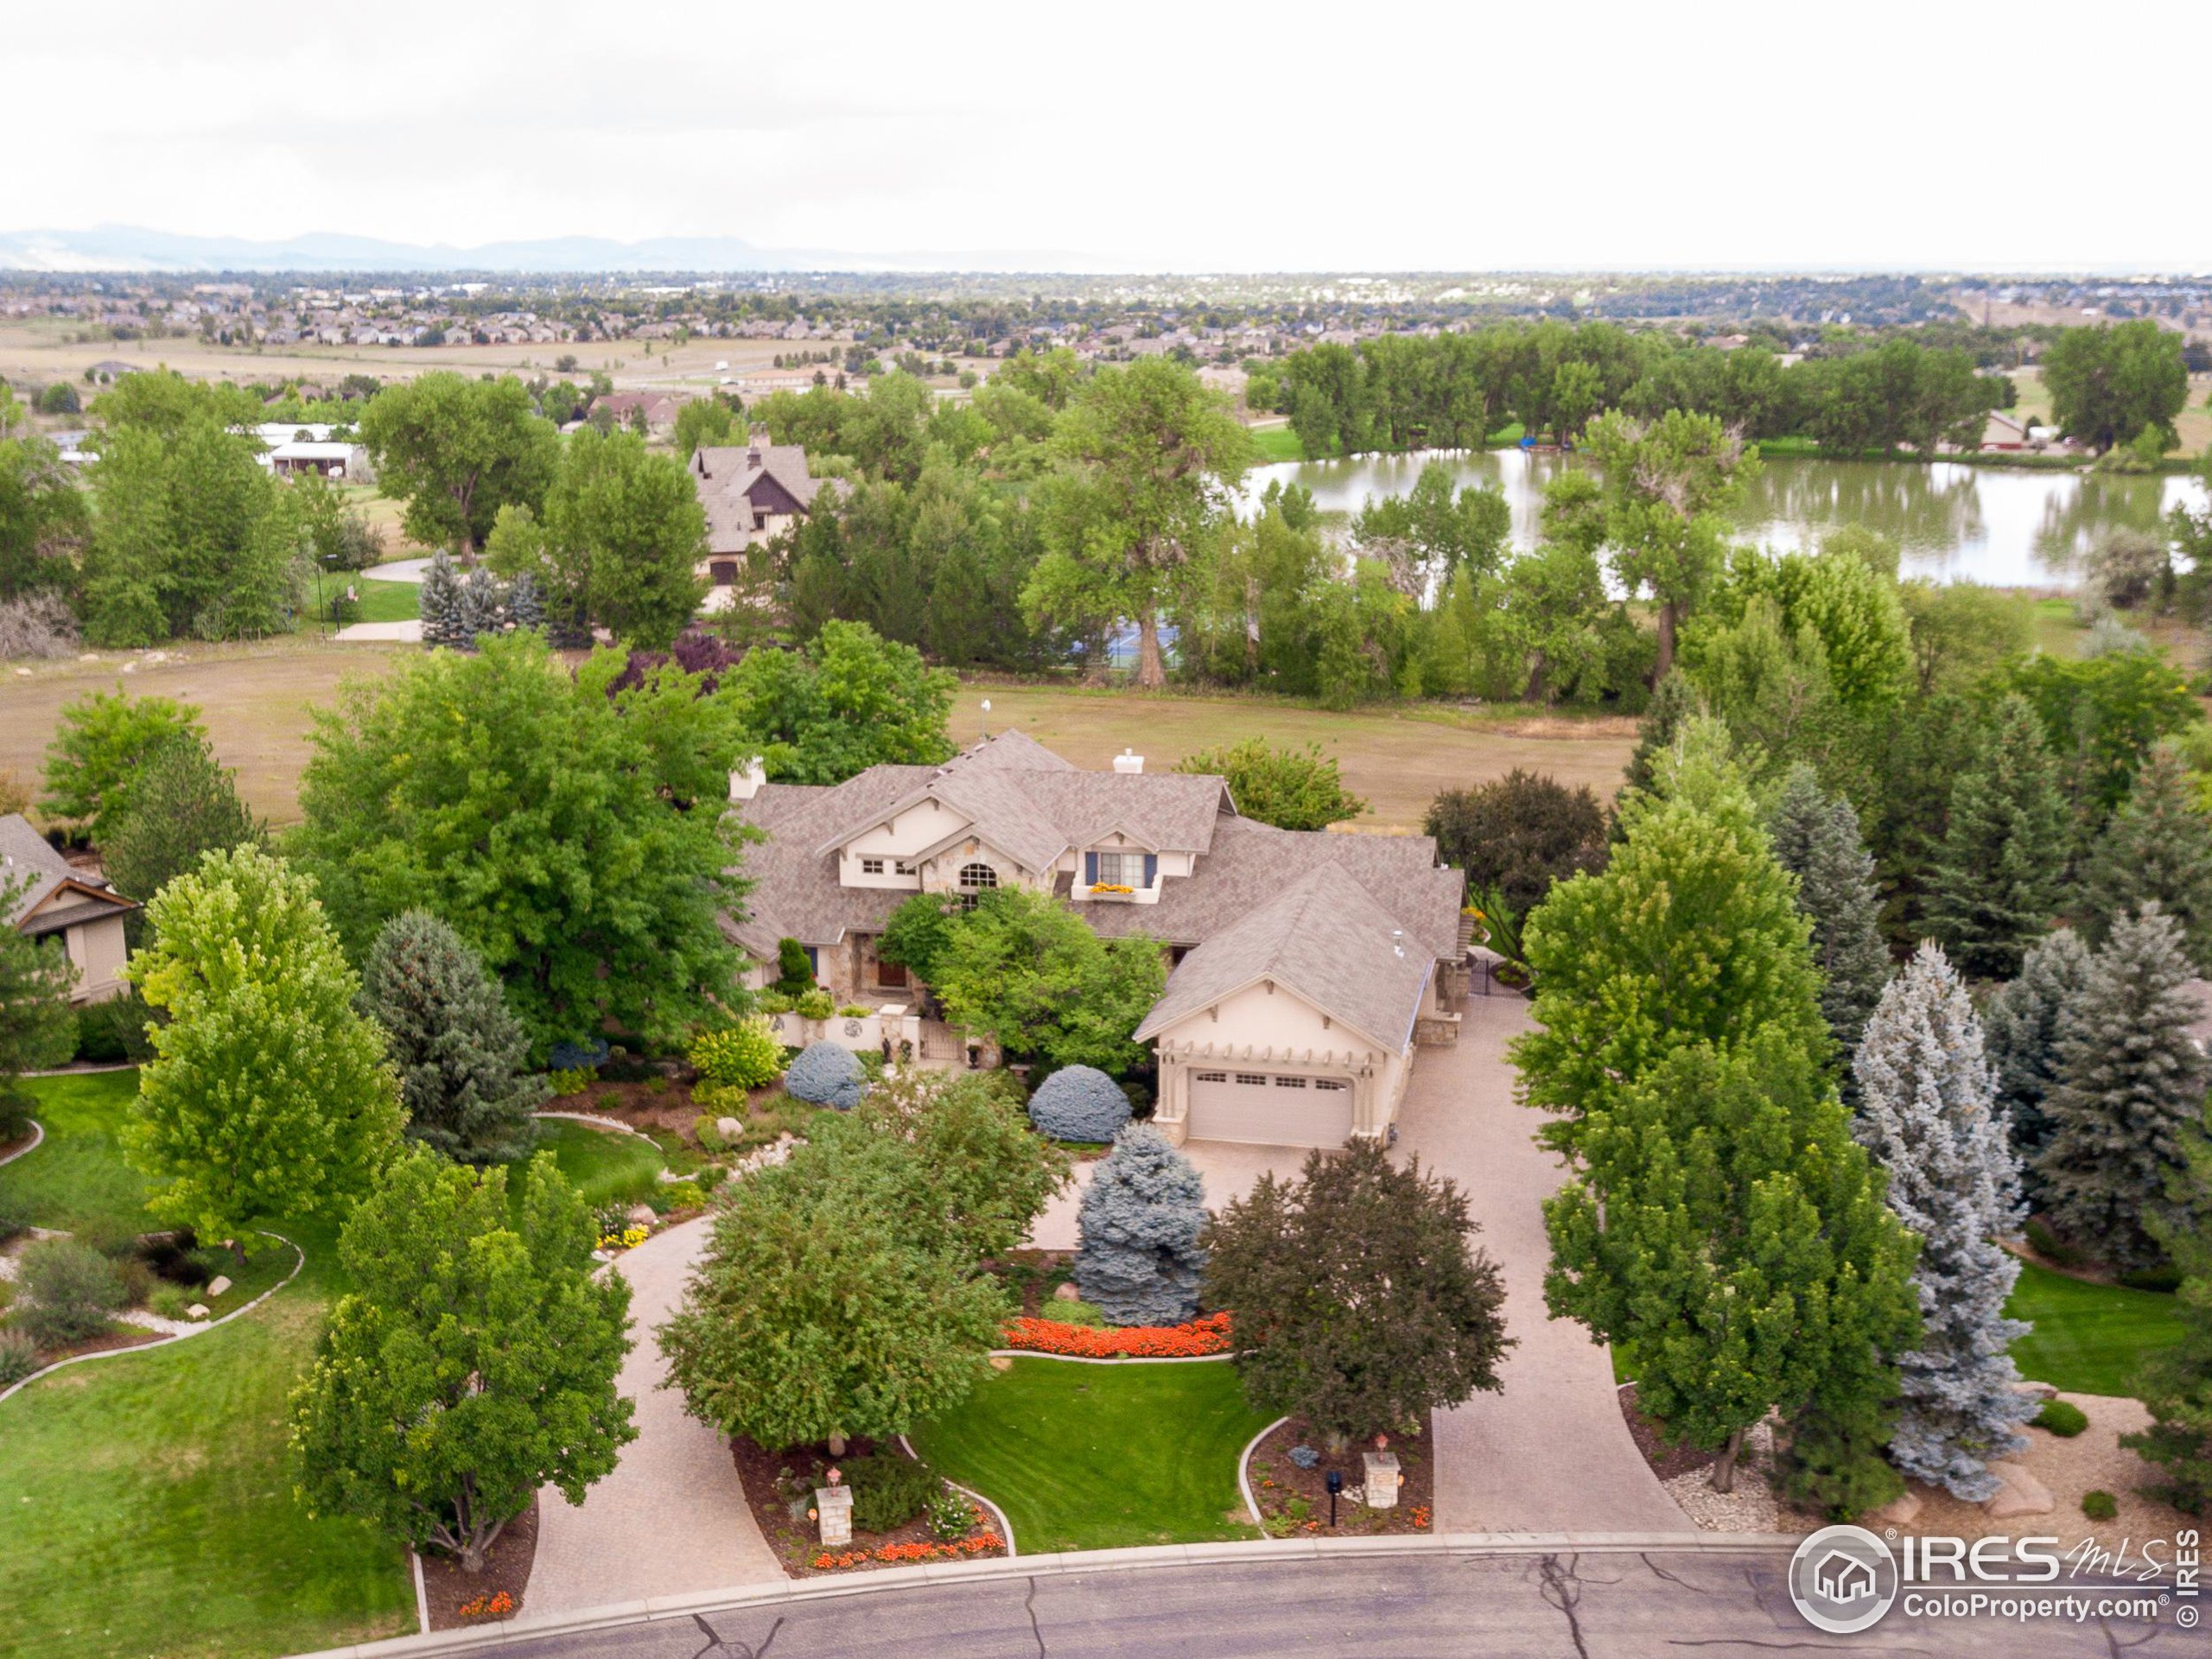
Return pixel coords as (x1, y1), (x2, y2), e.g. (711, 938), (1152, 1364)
(525, 1217), (783, 1614)
(1397, 993), (1694, 1534)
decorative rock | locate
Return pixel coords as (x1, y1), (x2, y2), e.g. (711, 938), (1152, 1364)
(1868, 1489), (1923, 1528)
(1052, 1281), (1081, 1302)
(1363, 1451), (1401, 1510)
(716, 1116), (743, 1141)
(2012, 1379), (2059, 1402)
(988, 1355), (1014, 1371)
(1982, 1461), (2055, 1518)
(626, 1204), (656, 1227)
(815, 1483), (853, 1547)
(186, 1303), (211, 1321)
(205, 1274), (232, 1299)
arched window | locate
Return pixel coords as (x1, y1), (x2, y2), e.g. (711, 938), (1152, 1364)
(957, 862), (999, 911)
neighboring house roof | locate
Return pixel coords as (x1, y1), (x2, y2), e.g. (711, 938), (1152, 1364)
(0, 813), (137, 938)
(1132, 861), (1434, 1053)
(691, 441), (824, 555)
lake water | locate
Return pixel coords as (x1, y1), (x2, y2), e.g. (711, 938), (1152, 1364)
(1246, 450), (2209, 588)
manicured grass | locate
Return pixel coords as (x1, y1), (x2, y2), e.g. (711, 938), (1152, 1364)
(2006, 1260), (2188, 1396)
(320, 576), (421, 626)
(518, 1117), (666, 1214)
(0, 1074), (413, 1659)
(910, 1357), (1274, 1552)
(1247, 424), (1305, 463)
(0, 1070), (156, 1237)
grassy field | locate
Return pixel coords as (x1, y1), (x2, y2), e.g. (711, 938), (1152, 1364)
(2, 641), (1637, 830)
(1247, 424), (1305, 463)
(2005, 1260), (2188, 1396)
(910, 1357), (1273, 1551)
(322, 576), (423, 626)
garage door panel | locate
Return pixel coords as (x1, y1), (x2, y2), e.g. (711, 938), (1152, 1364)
(1187, 1069), (1353, 1148)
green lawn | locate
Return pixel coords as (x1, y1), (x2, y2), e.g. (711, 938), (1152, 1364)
(2006, 1260), (2189, 1396)
(320, 576), (421, 626)
(1247, 424), (1305, 463)
(910, 1357), (1274, 1552)
(0, 1073), (413, 1659)
(525, 1117), (667, 1215)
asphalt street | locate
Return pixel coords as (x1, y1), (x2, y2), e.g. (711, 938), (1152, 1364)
(480, 1551), (2196, 1658)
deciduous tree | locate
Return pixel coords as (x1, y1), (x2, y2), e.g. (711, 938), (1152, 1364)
(99, 732), (261, 927)
(1173, 739), (1366, 832)
(291, 1147), (634, 1573)
(358, 373), (559, 552)
(930, 888), (1166, 1075)
(1424, 768), (1608, 916)
(39, 690), (207, 846)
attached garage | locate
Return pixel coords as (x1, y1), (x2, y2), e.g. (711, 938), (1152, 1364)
(1186, 1067), (1355, 1149)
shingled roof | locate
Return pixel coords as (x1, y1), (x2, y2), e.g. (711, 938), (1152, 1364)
(691, 441), (824, 556)
(1132, 862), (1435, 1052)
(1, 812), (137, 938)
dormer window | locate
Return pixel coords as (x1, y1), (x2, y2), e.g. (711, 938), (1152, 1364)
(1094, 851), (1149, 888)
(860, 857), (885, 875)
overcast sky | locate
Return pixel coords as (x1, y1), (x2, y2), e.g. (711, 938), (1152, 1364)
(11, 0), (2206, 272)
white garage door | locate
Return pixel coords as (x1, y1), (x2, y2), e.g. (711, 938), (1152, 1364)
(1187, 1069), (1354, 1148)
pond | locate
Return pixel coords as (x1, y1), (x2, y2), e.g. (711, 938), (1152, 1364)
(1246, 449), (2208, 588)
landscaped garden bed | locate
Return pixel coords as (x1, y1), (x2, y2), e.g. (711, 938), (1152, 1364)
(728, 1435), (1006, 1577)
(421, 1498), (537, 1630)
(1246, 1416), (1433, 1538)
(1001, 1312), (1233, 1358)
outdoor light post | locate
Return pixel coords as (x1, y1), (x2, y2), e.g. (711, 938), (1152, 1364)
(1325, 1468), (1343, 1529)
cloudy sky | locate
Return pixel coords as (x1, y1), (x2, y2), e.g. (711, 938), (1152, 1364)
(10, 0), (2205, 271)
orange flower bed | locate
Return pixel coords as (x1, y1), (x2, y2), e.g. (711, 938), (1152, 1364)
(812, 1533), (1007, 1571)
(1000, 1311), (1233, 1357)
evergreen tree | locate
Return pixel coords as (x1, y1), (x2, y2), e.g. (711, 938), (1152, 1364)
(1770, 764), (1891, 1067)
(1074, 1123), (1208, 1325)
(2080, 740), (2212, 968)
(99, 733), (261, 931)
(2121, 1145), (2212, 1512)
(417, 550), (470, 647)
(359, 910), (546, 1165)
(1982, 927), (2092, 1200)
(1617, 667), (1702, 812)
(2037, 903), (2209, 1270)
(1926, 694), (2067, 980)
(506, 569), (545, 632)
(458, 564), (505, 645)
(1853, 942), (2034, 1500)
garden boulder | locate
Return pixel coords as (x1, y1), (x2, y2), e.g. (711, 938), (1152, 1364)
(785, 1041), (868, 1111)
(1027, 1065), (1132, 1142)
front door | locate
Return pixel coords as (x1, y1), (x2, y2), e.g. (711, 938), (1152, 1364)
(877, 958), (908, 988)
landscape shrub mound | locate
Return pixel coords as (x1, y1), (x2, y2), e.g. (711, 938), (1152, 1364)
(16, 1237), (126, 1345)
(841, 1452), (941, 1533)
(690, 1020), (784, 1091)
(2034, 1400), (2088, 1438)
(1074, 1123), (1207, 1325)
(1027, 1065), (1131, 1143)
(785, 1042), (867, 1111)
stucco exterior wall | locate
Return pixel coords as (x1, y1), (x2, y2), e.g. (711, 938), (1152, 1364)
(63, 914), (130, 1004)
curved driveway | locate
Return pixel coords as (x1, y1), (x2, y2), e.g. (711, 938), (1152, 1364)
(1396, 995), (1694, 1534)
(526, 1217), (782, 1615)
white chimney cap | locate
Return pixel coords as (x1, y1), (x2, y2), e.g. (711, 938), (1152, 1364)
(1112, 748), (1144, 774)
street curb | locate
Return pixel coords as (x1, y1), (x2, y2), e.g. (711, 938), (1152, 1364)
(283, 1533), (1804, 1658)
(0, 1117), (42, 1167)
(0, 1230), (306, 1408)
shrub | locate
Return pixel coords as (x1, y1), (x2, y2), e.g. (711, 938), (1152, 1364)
(1288, 1445), (1321, 1470)
(925, 1487), (974, 1541)
(785, 1042), (867, 1111)
(15, 1237), (126, 1344)
(775, 938), (816, 995)
(0, 1329), (41, 1385)
(548, 1038), (611, 1072)
(690, 1020), (783, 1090)
(754, 990), (795, 1016)
(2082, 1489), (2119, 1521)
(661, 1181), (706, 1211)
(73, 992), (155, 1065)
(2024, 1217), (2085, 1268)
(1424, 769), (1610, 914)
(547, 1067), (594, 1097)
(1027, 1065), (1132, 1142)
(694, 1115), (728, 1154)
(837, 1004), (870, 1018)
(2119, 1266), (2184, 1294)
(147, 1282), (194, 1321)
(842, 1452), (940, 1534)
(0, 593), (80, 661)
(794, 988), (835, 1021)
(694, 1163), (728, 1192)
(2034, 1400), (2088, 1438)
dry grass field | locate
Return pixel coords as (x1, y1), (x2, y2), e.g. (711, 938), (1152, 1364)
(0, 641), (1636, 831)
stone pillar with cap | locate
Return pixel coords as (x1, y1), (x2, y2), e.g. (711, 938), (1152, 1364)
(815, 1480), (853, 1547)
(1363, 1450), (1401, 1510)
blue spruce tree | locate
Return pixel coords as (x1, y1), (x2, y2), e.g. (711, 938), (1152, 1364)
(1074, 1123), (1208, 1325)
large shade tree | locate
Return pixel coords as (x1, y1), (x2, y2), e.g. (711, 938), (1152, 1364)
(357, 372), (559, 552)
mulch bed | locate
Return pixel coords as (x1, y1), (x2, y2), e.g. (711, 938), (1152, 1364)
(728, 1435), (1004, 1577)
(548, 1081), (699, 1139)
(1618, 1383), (1719, 1481)
(1247, 1416), (1434, 1537)
(422, 1498), (537, 1631)
(22, 1324), (167, 1370)
(997, 1250), (1073, 1318)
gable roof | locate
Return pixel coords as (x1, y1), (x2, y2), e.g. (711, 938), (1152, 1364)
(1132, 862), (1433, 1052)
(1, 813), (137, 937)
(692, 442), (824, 553)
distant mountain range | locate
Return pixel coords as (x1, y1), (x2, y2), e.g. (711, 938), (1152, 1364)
(0, 226), (1087, 275)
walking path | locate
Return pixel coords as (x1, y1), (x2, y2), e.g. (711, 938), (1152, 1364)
(1395, 995), (1694, 1534)
(360, 556), (432, 583)
(524, 1216), (783, 1614)
(333, 619), (423, 643)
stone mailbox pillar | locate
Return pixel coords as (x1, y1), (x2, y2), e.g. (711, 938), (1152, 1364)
(1363, 1451), (1401, 1510)
(815, 1483), (853, 1547)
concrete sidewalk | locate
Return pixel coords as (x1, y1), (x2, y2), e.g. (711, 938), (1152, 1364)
(524, 1217), (783, 1614)
(1396, 995), (1694, 1534)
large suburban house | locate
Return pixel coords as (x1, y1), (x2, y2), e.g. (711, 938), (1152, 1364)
(1, 814), (137, 1004)
(689, 432), (824, 608)
(725, 731), (1468, 1150)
